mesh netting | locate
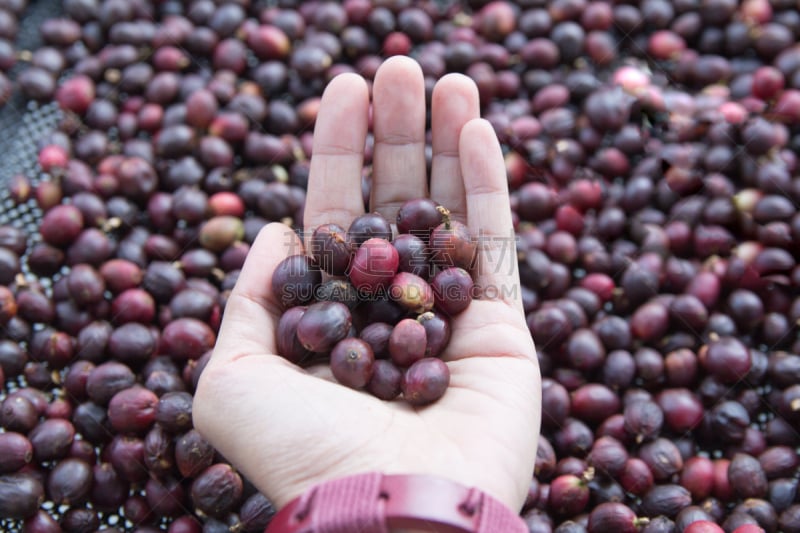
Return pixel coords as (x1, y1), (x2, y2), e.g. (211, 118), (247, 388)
(0, 3), (98, 532)
(0, 0), (63, 242)
(0, 100), (60, 233)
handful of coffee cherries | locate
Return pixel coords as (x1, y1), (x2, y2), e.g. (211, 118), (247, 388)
(271, 198), (478, 406)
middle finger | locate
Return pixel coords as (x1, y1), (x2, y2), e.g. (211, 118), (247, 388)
(370, 56), (428, 221)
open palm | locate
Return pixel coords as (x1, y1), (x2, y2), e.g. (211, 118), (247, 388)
(193, 57), (541, 513)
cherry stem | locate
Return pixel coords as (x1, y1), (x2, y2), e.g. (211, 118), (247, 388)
(417, 311), (434, 323)
(101, 217), (122, 233)
(436, 205), (451, 230)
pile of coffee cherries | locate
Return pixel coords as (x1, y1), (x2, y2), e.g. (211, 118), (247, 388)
(1, 0), (800, 529)
(272, 198), (478, 406)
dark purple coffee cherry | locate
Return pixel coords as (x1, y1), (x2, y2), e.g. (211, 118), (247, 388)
(389, 318), (427, 367)
(0, 432), (33, 473)
(430, 215), (477, 270)
(431, 267), (474, 316)
(347, 212), (392, 247)
(359, 322), (393, 359)
(393, 233), (431, 278)
(276, 306), (315, 364)
(315, 279), (360, 310)
(396, 198), (443, 241)
(310, 223), (353, 276)
(271, 254), (321, 309)
(296, 301), (352, 353)
(366, 360), (403, 401)
(190, 463), (243, 519)
(330, 338), (374, 389)
(0, 472), (44, 519)
(402, 358), (450, 406)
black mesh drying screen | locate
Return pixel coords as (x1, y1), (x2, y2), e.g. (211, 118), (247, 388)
(0, 4), (112, 532)
(0, 100), (61, 232)
(0, 0), (63, 243)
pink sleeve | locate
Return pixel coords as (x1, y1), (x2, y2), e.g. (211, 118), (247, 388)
(265, 472), (528, 533)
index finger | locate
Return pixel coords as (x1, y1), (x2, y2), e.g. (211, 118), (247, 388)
(304, 73), (370, 236)
(459, 119), (523, 315)
(370, 56), (427, 221)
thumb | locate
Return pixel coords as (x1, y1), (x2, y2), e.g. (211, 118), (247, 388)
(211, 222), (304, 363)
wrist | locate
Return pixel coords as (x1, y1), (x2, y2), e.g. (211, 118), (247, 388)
(265, 472), (527, 533)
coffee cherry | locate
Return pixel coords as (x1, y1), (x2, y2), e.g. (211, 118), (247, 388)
(296, 301), (352, 354)
(330, 338), (374, 389)
(310, 223), (353, 276)
(430, 218), (476, 270)
(402, 358), (450, 406)
(348, 238), (399, 295)
(271, 255), (321, 309)
(389, 318), (428, 368)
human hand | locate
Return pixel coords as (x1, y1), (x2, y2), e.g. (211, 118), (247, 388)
(193, 56), (541, 513)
